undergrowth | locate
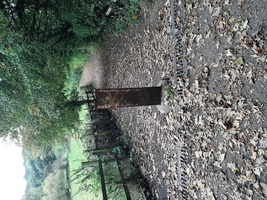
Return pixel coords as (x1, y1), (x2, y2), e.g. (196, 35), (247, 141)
(63, 42), (100, 101)
(102, 0), (141, 36)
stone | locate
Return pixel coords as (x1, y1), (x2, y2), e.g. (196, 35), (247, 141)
(157, 104), (171, 114)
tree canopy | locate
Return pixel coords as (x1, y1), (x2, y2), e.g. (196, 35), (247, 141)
(22, 144), (68, 200)
(0, 10), (79, 147)
(0, 0), (114, 42)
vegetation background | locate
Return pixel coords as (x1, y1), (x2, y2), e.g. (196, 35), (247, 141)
(0, 0), (142, 199)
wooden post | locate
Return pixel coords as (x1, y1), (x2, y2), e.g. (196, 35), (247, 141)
(94, 130), (117, 136)
(81, 160), (98, 167)
(98, 157), (108, 200)
(66, 99), (94, 107)
(82, 158), (115, 167)
(89, 148), (113, 156)
(114, 154), (132, 200)
(95, 87), (162, 109)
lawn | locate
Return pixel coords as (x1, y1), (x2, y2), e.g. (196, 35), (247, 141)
(68, 137), (102, 200)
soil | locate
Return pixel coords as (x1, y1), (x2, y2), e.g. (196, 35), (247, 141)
(82, 0), (267, 199)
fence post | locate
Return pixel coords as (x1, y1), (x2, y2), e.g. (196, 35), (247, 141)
(98, 157), (108, 200)
(95, 87), (162, 109)
(92, 148), (113, 156)
(114, 154), (132, 200)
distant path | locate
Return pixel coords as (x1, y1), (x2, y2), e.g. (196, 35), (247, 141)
(79, 52), (103, 88)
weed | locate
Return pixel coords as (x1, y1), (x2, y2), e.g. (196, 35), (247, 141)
(63, 51), (88, 100)
(254, 99), (263, 107)
(234, 57), (244, 66)
(103, 0), (141, 36)
(165, 87), (174, 97)
(112, 146), (125, 156)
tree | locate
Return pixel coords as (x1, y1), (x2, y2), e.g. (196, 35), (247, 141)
(0, 12), (33, 140)
(23, 146), (56, 189)
(0, 10), (80, 146)
(22, 187), (44, 200)
(0, 0), (113, 42)
(41, 169), (67, 200)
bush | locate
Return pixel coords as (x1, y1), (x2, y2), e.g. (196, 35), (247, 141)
(42, 169), (68, 200)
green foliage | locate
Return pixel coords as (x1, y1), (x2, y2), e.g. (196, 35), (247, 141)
(22, 187), (43, 200)
(1, 0), (141, 42)
(234, 57), (244, 66)
(0, 20), (33, 139)
(103, 162), (126, 200)
(41, 169), (68, 200)
(23, 144), (68, 199)
(63, 53), (87, 100)
(87, 161), (137, 200)
(0, 10), (80, 147)
(23, 146), (57, 188)
(61, 1), (104, 39)
(68, 137), (101, 199)
(63, 42), (100, 102)
(1, 1), (142, 198)
(165, 87), (174, 97)
(112, 146), (125, 156)
(103, 0), (141, 35)
(0, 0), (140, 143)
(54, 144), (68, 159)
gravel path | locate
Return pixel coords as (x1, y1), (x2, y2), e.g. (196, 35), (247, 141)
(92, 0), (267, 199)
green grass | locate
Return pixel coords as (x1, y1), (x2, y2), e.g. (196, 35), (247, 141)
(68, 137), (101, 200)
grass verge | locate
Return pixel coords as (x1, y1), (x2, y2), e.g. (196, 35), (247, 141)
(68, 137), (101, 200)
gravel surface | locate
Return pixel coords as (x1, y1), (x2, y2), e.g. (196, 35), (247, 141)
(97, 0), (267, 199)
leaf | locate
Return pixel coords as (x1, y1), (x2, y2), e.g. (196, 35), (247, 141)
(212, 7), (221, 17)
(232, 119), (240, 129)
(197, 180), (204, 189)
(213, 161), (221, 168)
(225, 49), (232, 57)
(195, 151), (202, 159)
(176, 17), (180, 24)
(253, 167), (262, 177)
(218, 153), (225, 163)
(241, 20), (248, 30)
(230, 69), (237, 81)
(233, 23), (240, 31)
(227, 162), (236, 171)
(162, 171), (166, 178)
(229, 17), (235, 24)
(246, 69), (253, 81)
(234, 57), (244, 66)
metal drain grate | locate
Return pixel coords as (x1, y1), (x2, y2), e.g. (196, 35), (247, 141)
(170, 1), (189, 199)
(170, 0), (187, 93)
(178, 147), (189, 199)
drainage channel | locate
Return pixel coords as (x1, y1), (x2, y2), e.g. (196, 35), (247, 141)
(177, 147), (188, 199)
(170, 0), (189, 199)
(170, 0), (187, 96)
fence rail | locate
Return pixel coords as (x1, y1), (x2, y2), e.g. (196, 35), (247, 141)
(82, 100), (147, 199)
